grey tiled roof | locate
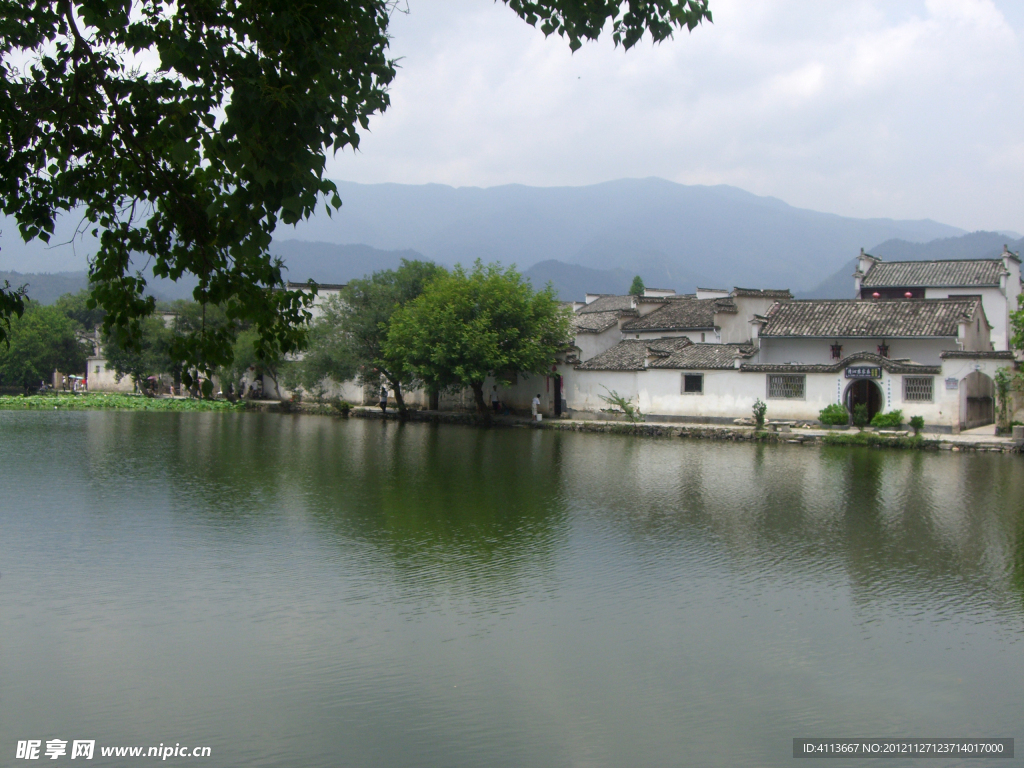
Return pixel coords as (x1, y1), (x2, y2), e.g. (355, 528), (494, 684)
(620, 297), (733, 332)
(861, 260), (1005, 288)
(572, 311), (620, 334)
(576, 338), (756, 371)
(576, 338), (692, 371)
(939, 350), (1015, 360)
(648, 343), (757, 370)
(760, 299), (980, 338)
(741, 353), (940, 375)
(578, 295), (635, 314)
(732, 287), (793, 299)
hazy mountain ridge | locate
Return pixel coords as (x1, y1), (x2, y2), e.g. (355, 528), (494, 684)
(281, 178), (965, 293)
(0, 271), (90, 305)
(17, 179), (1022, 305)
(870, 231), (1023, 261)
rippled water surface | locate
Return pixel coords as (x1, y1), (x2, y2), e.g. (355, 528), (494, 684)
(2, 411), (1023, 767)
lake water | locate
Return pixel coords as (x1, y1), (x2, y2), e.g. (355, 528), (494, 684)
(1, 411), (1022, 767)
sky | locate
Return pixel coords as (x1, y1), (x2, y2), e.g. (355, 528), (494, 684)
(329, 0), (1024, 234)
(3, 0), (1022, 274)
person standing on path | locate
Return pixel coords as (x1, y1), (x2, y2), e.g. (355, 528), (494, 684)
(531, 394), (540, 418)
(491, 386), (501, 413)
(379, 385), (388, 414)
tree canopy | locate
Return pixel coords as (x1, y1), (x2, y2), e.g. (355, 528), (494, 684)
(384, 261), (573, 413)
(629, 275), (645, 296)
(0, 301), (90, 390)
(0, 1), (711, 367)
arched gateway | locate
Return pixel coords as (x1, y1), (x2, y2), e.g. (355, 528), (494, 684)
(844, 378), (883, 423)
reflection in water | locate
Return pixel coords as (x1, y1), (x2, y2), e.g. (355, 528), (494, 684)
(1, 411), (1022, 768)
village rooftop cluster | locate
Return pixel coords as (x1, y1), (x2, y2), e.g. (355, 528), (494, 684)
(85, 247), (1020, 434)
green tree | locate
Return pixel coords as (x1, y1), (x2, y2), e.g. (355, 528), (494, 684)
(0, 1), (711, 363)
(102, 315), (172, 391)
(54, 289), (107, 330)
(221, 327), (282, 398)
(629, 275), (645, 296)
(0, 302), (90, 390)
(385, 261), (573, 414)
(338, 260), (445, 413)
(286, 260), (443, 411)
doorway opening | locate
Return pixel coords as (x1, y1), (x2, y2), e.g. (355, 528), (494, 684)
(845, 379), (882, 422)
(960, 371), (994, 430)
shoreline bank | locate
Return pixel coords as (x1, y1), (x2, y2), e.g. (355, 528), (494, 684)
(285, 400), (1023, 455)
(3, 393), (1017, 454)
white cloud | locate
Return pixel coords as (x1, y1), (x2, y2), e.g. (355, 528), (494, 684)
(328, 0), (1024, 232)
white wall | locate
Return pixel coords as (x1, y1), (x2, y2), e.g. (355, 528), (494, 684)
(86, 357), (134, 393)
(575, 327), (624, 361)
(631, 330), (711, 343)
(564, 363), (974, 429)
(924, 287), (1000, 349)
(758, 337), (956, 366)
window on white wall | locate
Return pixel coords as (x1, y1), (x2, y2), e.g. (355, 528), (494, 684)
(767, 374), (805, 399)
(903, 376), (934, 402)
(682, 373), (703, 395)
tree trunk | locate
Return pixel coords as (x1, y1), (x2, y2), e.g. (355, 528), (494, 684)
(471, 381), (488, 416)
(391, 378), (408, 417)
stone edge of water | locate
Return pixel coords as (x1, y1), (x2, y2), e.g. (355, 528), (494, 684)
(273, 401), (1023, 455)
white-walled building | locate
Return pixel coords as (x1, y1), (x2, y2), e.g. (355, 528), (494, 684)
(853, 247), (1020, 351)
(565, 296), (1005, 432)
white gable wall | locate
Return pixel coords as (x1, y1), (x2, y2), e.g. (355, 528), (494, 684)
(575, 326), (624, 361)
(924, 286), (1003, 350)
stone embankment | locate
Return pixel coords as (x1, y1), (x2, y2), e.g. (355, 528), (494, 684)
(268, 401), (1021, 454)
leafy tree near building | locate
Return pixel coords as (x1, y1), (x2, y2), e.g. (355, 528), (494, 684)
(629, 275), (645, 296)
(292, 260), (445, 414)
(0, 302), (90, 390)
(0, 0), (711, 365)
(384, 261), (573, 414)
(102, 316), (173, 391)
(54, 290), (107, 331)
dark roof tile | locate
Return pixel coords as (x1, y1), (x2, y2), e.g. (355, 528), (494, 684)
(648, 343), (757, 369)
(572, 311), (620, 334)
(621, 297), (734, 332)
(862, 260), (1005, 288)
(760, 299), (980, 338)
(576, 338), (691, 371)
(578, 295), (634, 314)
(576, 338), (756, 371)
(732, 287), (793, 299)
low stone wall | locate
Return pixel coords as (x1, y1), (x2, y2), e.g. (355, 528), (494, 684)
(278, 403), (1023, 454)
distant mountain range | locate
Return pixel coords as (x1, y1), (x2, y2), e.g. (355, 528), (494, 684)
(275, 178), (964, 298)
(11, 177), (1024, 305)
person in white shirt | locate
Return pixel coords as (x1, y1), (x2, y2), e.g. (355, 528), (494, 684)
(490, 386), (501, 413)
(531, 394), (540, 417)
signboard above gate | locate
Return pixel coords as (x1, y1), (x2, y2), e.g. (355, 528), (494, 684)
(845, 366), (882, 379)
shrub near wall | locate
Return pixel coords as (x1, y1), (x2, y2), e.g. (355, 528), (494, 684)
(818, 403), (849, 426)
(870, 410), (903, 429)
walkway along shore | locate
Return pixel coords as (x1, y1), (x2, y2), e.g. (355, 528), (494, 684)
(260, 401), (1023, 455)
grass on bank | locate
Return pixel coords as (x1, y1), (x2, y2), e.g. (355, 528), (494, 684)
(0, 393), (245, 412)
